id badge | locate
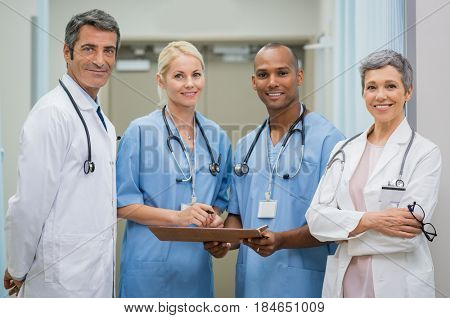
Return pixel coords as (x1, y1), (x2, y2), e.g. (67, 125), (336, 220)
(257, 200), (277, 219)
(379, 185), (406, 209)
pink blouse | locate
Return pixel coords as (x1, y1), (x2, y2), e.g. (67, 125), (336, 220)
(342, 142), (384, 298)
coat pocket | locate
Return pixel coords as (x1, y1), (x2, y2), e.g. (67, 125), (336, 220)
(56, 234), (109, 291)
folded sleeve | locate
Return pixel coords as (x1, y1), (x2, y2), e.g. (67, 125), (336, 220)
(227, 174), (240, 215)
(212, 134), (232, 211)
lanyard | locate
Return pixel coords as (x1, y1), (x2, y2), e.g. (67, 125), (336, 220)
(265, 133), (278, 201)
(265, 107), (304, 200)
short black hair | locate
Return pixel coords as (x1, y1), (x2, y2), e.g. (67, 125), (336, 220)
(255, 42), (299, 71)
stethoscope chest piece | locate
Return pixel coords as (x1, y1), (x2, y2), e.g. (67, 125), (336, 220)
(209, 162), (220, 176)
(84, 160), (95, 174)
(234, 162), (249, 177)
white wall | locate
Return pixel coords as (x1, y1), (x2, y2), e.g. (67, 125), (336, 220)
(0, 0), (37, 209)
(416, 0), (450, 298)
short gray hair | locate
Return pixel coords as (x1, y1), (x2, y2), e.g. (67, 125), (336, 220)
(359, 49), (413, 94)
(65, 9), (120, 59)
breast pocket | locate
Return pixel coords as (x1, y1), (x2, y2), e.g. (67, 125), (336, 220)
(289, 159), (319, 201)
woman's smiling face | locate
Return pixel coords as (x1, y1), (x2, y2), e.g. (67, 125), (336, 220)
(160, 54), (205, 110)
(363, 65), (412, 126)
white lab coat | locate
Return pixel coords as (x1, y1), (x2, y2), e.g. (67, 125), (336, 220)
(306, 118), (441, 297)
(5, 75), (117, 297)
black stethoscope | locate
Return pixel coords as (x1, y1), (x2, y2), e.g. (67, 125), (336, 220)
(59, 79), (95, 174)
(318, 128), (416, 206)
(162, 105), (221, 181)
(234, 104), (306, 179)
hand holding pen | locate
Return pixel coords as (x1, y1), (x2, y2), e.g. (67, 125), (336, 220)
(243, 227), (279, 257)
(178, 203), (215, 227)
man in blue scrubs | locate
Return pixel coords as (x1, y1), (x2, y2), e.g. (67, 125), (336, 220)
(205, 43), (344, 297)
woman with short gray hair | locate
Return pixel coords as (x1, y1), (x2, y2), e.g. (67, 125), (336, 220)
(306, 49), (441, 297)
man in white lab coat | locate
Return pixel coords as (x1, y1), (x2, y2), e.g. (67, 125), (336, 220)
(3, 9), (120, 297)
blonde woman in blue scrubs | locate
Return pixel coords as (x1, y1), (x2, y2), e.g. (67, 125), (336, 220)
(116, 41), (232, 297)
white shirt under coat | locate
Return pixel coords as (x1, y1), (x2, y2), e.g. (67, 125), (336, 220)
(5, 74), (117, 297)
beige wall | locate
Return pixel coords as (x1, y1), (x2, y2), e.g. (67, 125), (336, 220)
(416, 0), (450, 298)
(48, 0), (320, 96)
(110, 44), (310, 297)
(0, 0), (37, 209)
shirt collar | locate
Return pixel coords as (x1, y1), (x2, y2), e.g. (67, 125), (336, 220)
(62, 73), (99, 110)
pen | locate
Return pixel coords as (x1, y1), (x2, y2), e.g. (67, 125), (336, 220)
(257, 225), (269, 239)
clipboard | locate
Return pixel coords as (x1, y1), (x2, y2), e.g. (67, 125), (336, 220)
(148, 225), (268, 242)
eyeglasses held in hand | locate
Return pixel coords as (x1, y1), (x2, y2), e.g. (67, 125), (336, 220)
(407, 201), (437, 242)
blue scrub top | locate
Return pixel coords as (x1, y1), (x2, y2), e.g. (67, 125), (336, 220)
(116, 109), (232, 298)
(228, 112), (344, 298)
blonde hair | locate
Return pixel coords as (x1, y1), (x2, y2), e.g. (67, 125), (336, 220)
(157, 41), (205, 106)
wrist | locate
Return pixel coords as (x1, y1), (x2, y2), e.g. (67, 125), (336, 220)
(274, 231), (285, 250)
(168, 210), (181, 226)
(359, 212), (379, 232)
(349, 213), (370, 237)
(359, 213), (369, 232)
(6, 269), (26, 282)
